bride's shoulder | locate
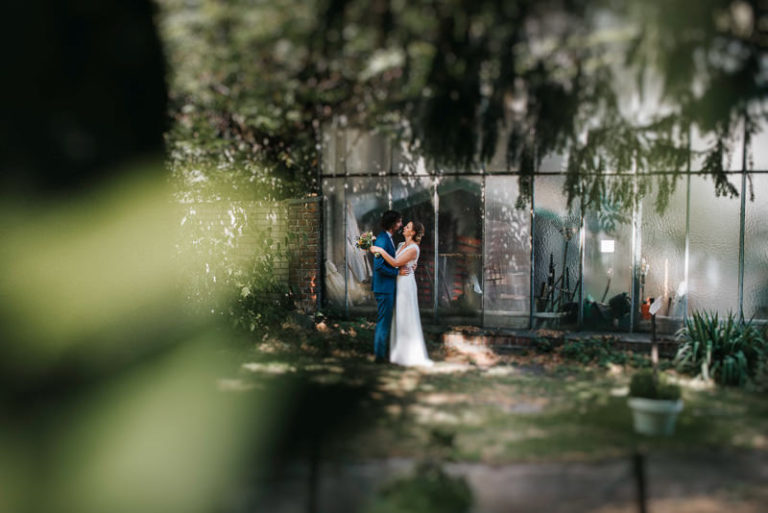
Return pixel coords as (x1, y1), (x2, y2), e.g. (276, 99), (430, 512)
(405, 243), (420, 255)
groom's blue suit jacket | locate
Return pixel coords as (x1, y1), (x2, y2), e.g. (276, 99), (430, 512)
(372, 230), (398, 294)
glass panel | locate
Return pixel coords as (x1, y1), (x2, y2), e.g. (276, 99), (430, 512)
(533, 176), (580, 329)
(484, 176), (531, 328)
(751, 116), (768, 170)
(688, 175), (740, 316)
(744, 172), (768, 320)
(321, 122), (342, 176)
(344, 129), (390, 175)
(322, 178), (346, 309)
(437, 176), (483, 322)
(691, 124), (744, 172)
(538, 151), (567, 173)
(582, 178), (634, 332)
(391, 176), (436, 314)
(483, 126), (566, 174)
(639, 175), (688, 334)
(346, 178), (390, 312)
(393, 140), (429, 175)
(484, 125), (511, 173)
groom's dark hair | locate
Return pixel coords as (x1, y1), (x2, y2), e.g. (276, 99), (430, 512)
(381, 210), (402, 231)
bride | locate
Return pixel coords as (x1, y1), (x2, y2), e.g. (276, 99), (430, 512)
(371, 221), (433, 367)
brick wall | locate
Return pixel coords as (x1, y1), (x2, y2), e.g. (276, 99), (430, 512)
(180, 196), (321, 313)
(286, 196), (322, 313)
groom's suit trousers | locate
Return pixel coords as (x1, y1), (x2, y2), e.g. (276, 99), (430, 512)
(374, 292), (394, 359)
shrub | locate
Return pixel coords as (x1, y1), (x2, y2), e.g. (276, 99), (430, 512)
(368, 461), (473, 513)
(532, 337), (554, 353)
(175, 188), (295, 336)
(750, 359), (768, 393)
(629, 370), (681, 401)
(560, 337), (628, 367)
(674, 311), (768, 387)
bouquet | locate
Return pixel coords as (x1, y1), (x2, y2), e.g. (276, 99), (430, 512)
(355, 231), (378, 255)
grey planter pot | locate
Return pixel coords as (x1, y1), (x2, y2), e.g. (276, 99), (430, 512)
(628, 397), (684, 436)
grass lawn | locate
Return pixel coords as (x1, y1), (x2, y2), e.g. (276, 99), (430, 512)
(222, 317), (768, 465)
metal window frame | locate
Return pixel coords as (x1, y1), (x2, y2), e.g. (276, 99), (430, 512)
(320, 122), (756, 326)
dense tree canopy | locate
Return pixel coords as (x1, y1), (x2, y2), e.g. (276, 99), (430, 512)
(158, 0), (767, 210)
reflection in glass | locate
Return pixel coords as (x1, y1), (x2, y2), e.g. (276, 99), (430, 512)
(322, 178), (346, 309)
(744, 172), (768, 320)
(484, 125), (511, 173)
(537, 151), (567, 173)
(688, 176), (740, 315)
(321, 122), (342, 176)
(392, 140), (429, 175)
(484, 177), (531, 328)
(533, 176), (580, 329)
(582, 178), (634, 332)
(391, 176), (435, 313)
(437, 176), (483, 321)
(344, 129), (390, 175)
(752, 117), (768, 170)
(690, 124), (744, 172)
(639, 178), (688, 333)
(346, 178), (390, 311)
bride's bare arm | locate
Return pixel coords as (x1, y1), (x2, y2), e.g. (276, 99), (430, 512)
(370, 246), (417, 267)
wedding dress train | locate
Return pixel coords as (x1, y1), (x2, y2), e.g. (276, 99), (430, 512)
(390, 243), (433, 367)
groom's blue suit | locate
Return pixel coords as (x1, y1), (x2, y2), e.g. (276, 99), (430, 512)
(372, 230), (398, 360)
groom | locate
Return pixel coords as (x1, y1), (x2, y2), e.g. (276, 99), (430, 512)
(371, 210), (402, 363)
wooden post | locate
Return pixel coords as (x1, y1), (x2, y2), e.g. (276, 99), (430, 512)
(633, 451), (648, 513)
(650, 296), (663, 381)
(651, 313), (658, 381)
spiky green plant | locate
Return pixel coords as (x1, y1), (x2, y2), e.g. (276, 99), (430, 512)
(675, 312), (768, 387)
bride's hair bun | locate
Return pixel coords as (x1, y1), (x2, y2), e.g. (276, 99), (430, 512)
(412, 221), (426, 243)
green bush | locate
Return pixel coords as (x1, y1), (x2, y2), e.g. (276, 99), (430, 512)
(367, 461), (473, 513)
(176, 195), (295, 336)
(750, 358), (768, 393)
(675, 311), (768, 387)
(629, 370), (681, 400)
(532, 337), (554, 353)
(560, 337), (630, 367)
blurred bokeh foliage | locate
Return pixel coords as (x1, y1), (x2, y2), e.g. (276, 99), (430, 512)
(1, 2), (766, 512)
(158, 0), (767, 211)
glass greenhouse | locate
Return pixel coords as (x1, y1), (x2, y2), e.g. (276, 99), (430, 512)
(321, 126), (768, 334)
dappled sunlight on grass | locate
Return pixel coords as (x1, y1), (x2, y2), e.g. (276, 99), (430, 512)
(594, 492), (768, 513)
(216, 378), (258, 392)
(421, 362), (476, 374)
(408, 404), (484, 426)
(241, 361), (297, 374)
(221, 320), (768, 465)
(443, 339), (499, 367)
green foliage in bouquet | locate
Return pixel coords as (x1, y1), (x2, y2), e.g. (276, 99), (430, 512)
(355, 231), (376, 250)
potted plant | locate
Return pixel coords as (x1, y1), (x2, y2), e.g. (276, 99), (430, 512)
(628, 369), (683, 436)
(627, 296), (682, 436)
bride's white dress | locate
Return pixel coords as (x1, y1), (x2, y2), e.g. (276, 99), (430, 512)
(390, 243), (433, 367)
